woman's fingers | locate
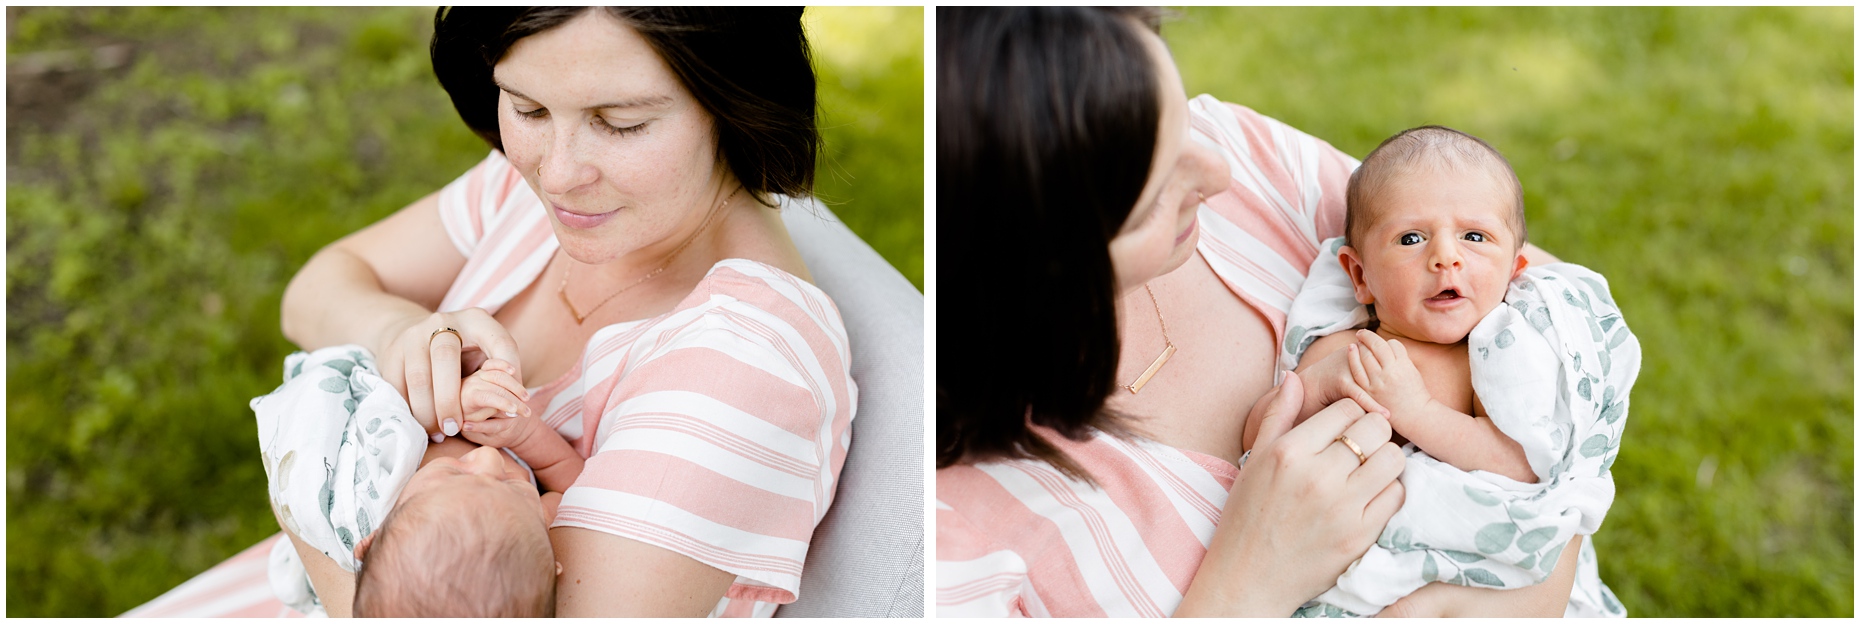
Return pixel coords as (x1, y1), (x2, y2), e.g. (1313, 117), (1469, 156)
(1275, 395), (1367, 456)
(1325, 409), (1390, 470)
(1347, 438), (1406, 506)
(401, 333), (438, 434)
(453, 308), (524, 386)
(1361, 476), (1406, 534)
(1248, 371), (1306, 453)
(428, 329), (465, 437)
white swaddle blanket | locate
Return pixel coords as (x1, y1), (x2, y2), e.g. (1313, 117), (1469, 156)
(253, 346), (427, 615)
(1282, 238), (1638, 618)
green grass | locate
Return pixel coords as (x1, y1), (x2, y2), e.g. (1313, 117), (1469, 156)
(5, 7), (921, 616)
(1165, 7), (1851, 617)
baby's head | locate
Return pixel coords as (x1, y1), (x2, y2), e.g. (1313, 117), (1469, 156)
(1340, 125), (1530, 345)
(353, 446), (556, 617)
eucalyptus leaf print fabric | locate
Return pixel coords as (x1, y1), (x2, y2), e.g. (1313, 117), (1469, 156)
(1282, 238), (1639, 617)
(252, 345), (427, 613)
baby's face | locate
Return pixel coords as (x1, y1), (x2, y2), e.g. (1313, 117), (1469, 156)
(1341, 168), (1527, 344)
(397, 445), (549, 529)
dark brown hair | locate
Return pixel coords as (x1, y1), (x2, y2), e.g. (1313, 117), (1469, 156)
(936, 7), (1164, 481)
(1344, 125), (1527, 248)
(430, 7), (820, 206)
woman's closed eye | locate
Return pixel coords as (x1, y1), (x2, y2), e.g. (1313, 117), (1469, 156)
(593, 117), (648, 137)
(510, 102), (648, 137)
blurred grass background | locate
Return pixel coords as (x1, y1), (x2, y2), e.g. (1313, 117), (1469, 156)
(5, 6), (922, 616)
(1165, 7), (1851, 617)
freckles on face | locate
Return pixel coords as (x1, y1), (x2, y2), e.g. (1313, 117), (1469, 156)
(490, 10), (724, 264)
(1106, 27), (1232, 292)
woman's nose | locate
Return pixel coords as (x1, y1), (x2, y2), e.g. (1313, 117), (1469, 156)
(535, 123), (599, 195)
(1184, 140), (1232, 200)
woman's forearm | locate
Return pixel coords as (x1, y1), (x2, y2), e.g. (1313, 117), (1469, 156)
(280, 522), (357, 617)
(281, 244), (432, 354)
(278, 190), (462, 356)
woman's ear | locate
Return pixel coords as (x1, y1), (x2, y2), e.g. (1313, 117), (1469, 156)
(1338, 245), (1376, 305)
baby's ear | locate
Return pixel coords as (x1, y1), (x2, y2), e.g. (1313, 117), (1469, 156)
(1511, 251), (1530, 280)
(352, 532), (377, 562)
(1338, 245), (1376, 305)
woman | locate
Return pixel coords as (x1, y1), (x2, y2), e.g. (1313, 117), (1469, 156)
(936, 7), (1578, 616)
(277, 7), (853, 617)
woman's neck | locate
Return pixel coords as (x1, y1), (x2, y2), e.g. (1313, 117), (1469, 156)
(1103, 251), (1275, 465)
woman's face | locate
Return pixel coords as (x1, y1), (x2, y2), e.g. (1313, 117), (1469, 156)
(494, 10), (727, 265)
(1106, 26), (1232, 293)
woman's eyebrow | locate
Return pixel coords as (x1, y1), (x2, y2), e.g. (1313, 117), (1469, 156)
(493, 79), (672, 110)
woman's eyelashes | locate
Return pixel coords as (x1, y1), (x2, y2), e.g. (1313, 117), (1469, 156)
(509, 101), (648, 136)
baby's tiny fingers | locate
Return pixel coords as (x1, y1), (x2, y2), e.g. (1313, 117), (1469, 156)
(472, 368), (532, 404)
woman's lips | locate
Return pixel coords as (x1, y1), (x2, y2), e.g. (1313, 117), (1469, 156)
(551, 200), (616, 229)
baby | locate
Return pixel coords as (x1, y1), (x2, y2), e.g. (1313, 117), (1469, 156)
(258, 350), (583, 617)
(1244, 126), (1635, 617)
(1296, 125), (1534, 480)
(352, 357), (585, 617)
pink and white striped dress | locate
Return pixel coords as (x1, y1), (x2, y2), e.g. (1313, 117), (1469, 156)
(935, 96), (1358, 618)
(126, 150), (855, 618)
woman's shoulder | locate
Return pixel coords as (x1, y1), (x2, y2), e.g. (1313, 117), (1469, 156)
(674, 258), (850, 348)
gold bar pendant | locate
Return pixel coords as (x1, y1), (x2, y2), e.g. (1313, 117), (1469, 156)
(1123, 343), (1176, 393)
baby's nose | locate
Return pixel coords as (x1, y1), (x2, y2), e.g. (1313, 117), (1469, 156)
(460, 445), (504, 473)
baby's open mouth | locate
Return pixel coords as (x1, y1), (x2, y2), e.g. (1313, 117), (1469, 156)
(1429, 289), (1462, 301)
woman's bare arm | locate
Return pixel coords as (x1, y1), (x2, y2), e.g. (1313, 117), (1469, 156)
(552, 528), (737, 616)
(281, 528), (357, 618)
(279, 191), (466, 355)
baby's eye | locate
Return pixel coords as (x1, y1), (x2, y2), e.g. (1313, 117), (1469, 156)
(1464, 232), (1487, 243)
(1399, 232), (1423, 246)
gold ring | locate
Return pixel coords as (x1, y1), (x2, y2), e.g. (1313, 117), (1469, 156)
(428, 327), (461, 346)
(1336, 434), (1368, 466)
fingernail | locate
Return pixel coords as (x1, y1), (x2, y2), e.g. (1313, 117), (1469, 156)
(443, 419), (460, 436)
(462, 422), (476, 432)
(503, 411), (517, 419)
(431, 432), (445, 444)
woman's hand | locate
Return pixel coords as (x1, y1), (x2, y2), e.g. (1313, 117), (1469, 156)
(374, 308), (524, 439)
(1179, 372), (1407, 616)
(1376, 535), (1584, 617)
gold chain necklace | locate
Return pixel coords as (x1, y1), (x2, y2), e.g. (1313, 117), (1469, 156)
(557, 187), (737, 324)
(1122, 283), (1177, 393)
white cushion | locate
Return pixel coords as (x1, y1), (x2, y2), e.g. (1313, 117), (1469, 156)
(773, 198), (924, 618)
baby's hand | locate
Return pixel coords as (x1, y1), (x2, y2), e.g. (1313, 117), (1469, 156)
(459, 358), (532, 423)
(460, 406), (542, 450)
(1299, 337), (1389, 420)
(1347, 330), (1434, 429)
